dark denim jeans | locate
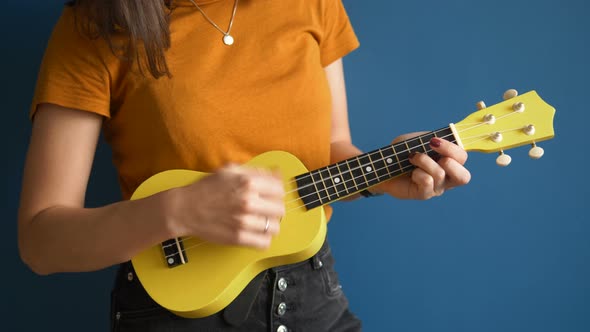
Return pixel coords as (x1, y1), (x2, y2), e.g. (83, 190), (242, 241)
(111, 240), (362, 331)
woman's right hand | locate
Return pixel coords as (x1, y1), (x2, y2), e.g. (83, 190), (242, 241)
(165, 165), (286, 249)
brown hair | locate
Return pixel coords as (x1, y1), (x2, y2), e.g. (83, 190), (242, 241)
(68, 0), (174, 79)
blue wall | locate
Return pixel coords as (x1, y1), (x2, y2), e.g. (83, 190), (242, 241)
(2, 0), (588, 331)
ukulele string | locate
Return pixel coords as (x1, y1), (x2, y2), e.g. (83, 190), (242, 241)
(279, 130), (456, 196)
(459, 126), (528, 142)
(165, 119), (509, 256)
(166, 137), (453, 257)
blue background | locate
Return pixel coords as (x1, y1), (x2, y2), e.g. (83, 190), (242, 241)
(2, 0), (588, 331)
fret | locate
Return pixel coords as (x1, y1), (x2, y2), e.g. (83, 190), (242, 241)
(318, 167), (337, 201)
(393, 143), (412, 171)
(347, 157), (368, 191)
(420, 132), (436, 143)
(326, 164), (347, 198)
(295, 172), (322, 209)
(431, 127), (457, 160)
(406, 137), (426, 153)
(162, 238), (188, 268)
(368, 150), (389, 181)
(381, 145), (400, 176)
(310, 170), (329, 206)
(337, 160), (355, 193)
(434, 127), (455, 143)
(357, 154), (379, 186)
(377, 148), (392, 178)
(419, 132), (438, 159)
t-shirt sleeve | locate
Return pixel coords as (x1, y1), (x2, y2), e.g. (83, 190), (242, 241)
(30, 7), (111, 120)
(319, 0), (360, 67)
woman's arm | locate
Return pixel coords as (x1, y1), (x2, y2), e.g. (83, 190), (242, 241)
(18, 104), (178, 274)
(324, 59), (471, 200)
(18, 104), (284, 275)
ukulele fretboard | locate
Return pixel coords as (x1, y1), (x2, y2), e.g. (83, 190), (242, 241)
(295, 127), (456, 209)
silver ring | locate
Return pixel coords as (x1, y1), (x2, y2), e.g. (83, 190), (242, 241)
(264, 217), (270, 233)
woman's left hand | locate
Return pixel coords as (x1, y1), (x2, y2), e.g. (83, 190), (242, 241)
(375, 132), (471, 200)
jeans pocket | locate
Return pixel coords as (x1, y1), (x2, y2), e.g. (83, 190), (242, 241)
(319, 248), (344, 297)
(111, 290), (174, 332)
(113, 307), (175, 332)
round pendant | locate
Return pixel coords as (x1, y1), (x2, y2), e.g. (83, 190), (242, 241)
(223, 34), (234, 46)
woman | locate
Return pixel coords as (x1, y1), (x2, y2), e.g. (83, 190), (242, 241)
(18, 0), (470, 330)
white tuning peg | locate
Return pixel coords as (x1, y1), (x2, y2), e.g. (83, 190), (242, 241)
(476, 101), (487, 110)
(496, 151), (512, 167)
(503, 89), (518, 100)
(529, 143), (544, 159)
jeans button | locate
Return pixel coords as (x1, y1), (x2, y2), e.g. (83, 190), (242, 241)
(127, 272), (134, 281)
(276, 302), (287, 316)
(312, 256), (323, 269)
(277, 277), (288, 291)
(277, 325), (288, 332)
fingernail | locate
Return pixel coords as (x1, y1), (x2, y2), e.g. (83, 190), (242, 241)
(430, 138), (442, 148)
(408, 152), (417, 159)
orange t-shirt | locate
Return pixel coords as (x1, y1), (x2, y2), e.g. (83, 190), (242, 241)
(31, 0), (359, 203)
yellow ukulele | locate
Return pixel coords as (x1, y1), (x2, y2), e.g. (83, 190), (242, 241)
(131, 90), (555, 318)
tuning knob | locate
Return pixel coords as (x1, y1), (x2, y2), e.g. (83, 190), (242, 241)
(491, 132), (503, 143)
(512, 102), (525, 113)
(496, 151), (512, 167)
(529, 143), (544, 159)
(503, 89), (518, 100)
(476, 101), (487, 110)
(523, 124), (535, 135)
(483, 114), (496, 124)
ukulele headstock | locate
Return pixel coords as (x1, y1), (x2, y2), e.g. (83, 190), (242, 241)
(452, 89), (555, 166)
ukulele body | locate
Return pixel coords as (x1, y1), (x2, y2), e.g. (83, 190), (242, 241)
(131, 151), (327, 318)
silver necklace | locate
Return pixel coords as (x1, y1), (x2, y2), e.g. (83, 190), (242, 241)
(188, 0), (239, 46)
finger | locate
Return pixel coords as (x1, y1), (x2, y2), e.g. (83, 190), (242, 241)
(193, 221), (270, 249)
(409, 153), (446, 195)
(429, 137), (468, 165)
(391, 131), (429, 144)
(230, 214), (281, 235)
(232, 167), (285, 199)
(261, 216), (281, 235)
(226, 228), (273, 249)
(410, 168), (438, 200)
(437, 157), (471, 188)
(234, 191), (285, 219)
